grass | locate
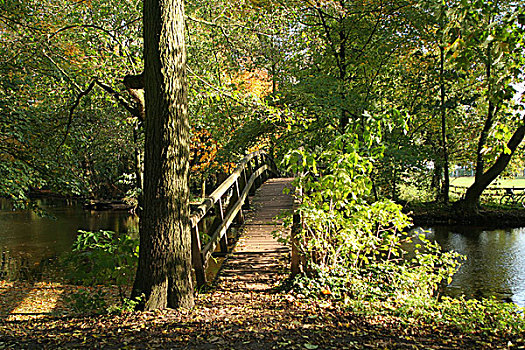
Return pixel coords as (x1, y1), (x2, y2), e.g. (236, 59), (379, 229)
(399, 176), (525, 208)
(450, 176), (525, 188)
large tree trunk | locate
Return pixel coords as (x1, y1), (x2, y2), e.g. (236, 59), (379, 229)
(456, 125), (525, 213)
(132, 0), (194, 310)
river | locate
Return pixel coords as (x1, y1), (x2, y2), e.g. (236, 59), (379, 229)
(0, 198), (138, 280)
(416, 226), (525, 307)
(1, 199), (525, 307)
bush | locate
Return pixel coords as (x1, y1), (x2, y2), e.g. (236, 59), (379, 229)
(280, 135), (525, 337)
(281, 134), (461, 302)
(392, 296), (525, 337)
(64, 289), (107, 315)
(61, 230), (138, 286)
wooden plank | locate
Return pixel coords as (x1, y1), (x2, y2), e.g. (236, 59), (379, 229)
(216, 178), (293, 291)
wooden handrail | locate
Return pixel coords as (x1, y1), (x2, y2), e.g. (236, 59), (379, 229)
(190, 151), (279, 287)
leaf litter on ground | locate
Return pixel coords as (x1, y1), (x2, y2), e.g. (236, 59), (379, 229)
(1, 272), (523, 349)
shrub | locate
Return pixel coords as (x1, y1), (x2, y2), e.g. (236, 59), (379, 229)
(281, 134), (461, 302)
(64, 289), (107, 315)
(61, 230), (138, 287)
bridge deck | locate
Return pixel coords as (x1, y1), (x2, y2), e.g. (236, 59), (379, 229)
(216, 177), (294, 291)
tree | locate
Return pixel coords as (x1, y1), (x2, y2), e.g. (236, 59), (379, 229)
(449, 2), (525, 212)
(376, 0), (524, 208)
(131, 0), (194, 310)
(387, 1), (466, 204)
(0, 0), (143, 202)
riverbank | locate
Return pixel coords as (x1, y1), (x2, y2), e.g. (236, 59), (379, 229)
(2, 197), (525, 348)
(407, 204), (525, 228)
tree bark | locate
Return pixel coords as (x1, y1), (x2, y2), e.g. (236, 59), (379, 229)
(474, 43), (494, 182)
(132, 0), (194, 310)
(457, 125), (525, 212)
(132, 120), (143, 192)
(439, 45), (450, 203)
(123, 74), (145, 193)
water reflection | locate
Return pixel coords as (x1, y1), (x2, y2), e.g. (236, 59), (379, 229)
(0, 198), (138, 280)
(417, 226), (525, 307)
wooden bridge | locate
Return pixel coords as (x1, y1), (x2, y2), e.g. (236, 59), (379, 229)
(189, 151), (295, 288)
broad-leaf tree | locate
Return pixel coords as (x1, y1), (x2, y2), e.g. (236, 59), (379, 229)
(131, 0), (194, 310)
(449, 2), (525, 212)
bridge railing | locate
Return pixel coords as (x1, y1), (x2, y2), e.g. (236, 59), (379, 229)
(190, 151), (279, 287)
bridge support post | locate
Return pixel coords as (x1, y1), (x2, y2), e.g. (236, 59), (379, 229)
(260, 154), (267, 182)
(219, 233), (229, 253)
(291, 211), (302, 277)
(191, 222), (206, 288)
(240, 168), (250, 210)
(233, 179), (245, 225)
(216, 200), (229, 254)
(247, 161), (256, 197)
(254, 157), (261, 189)
(291, 187), (304, 277)
(262, 153), (272, 180)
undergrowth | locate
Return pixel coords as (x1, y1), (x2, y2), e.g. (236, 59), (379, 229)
(280, 133), (525, 339)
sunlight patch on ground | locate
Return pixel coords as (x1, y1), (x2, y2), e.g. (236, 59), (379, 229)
(0, 281), (127, 321)
(0, 281), (65, 321)
(6, 282), (64, 321)
(451, 176), (525, 188)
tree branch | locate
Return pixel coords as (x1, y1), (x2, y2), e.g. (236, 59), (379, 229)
(187, 66), (250, 107)
(94, 79), (140, 119)
(185, 14), (274, 38)
(41, 48), (82, 92)
(47, 24), (117, 42)
(0, 13), (42, 32)
(58, 81), (96, 150)
(57, 78), (142, 152)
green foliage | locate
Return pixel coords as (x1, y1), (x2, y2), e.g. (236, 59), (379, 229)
(341, 295), (525, 338)
(391, 296), (525, 338)
(280, 128), (524, 337)
(397, 183), (436, 204)
(281, 133), (462, 303)
(64, 289), (107, 315)
(0, 0), (142, 200)
(62, 230), (138, 286)
(107, 294), (144, 315)
(65, 288), (144, 316)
